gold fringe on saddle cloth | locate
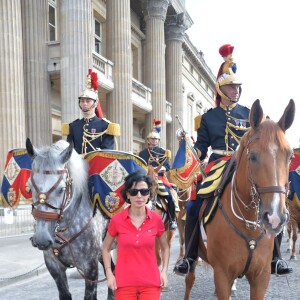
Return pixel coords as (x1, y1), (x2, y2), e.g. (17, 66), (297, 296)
(156, 180), (179, 211)
(197, 159), (228, 198)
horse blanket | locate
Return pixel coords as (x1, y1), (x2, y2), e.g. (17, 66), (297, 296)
(0, 148), (32, 207)
(84, 150), (148, 217)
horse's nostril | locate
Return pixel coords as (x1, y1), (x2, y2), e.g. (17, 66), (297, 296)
(262, 212), (269, 224)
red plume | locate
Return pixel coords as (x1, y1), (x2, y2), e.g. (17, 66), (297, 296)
(95, 101), (103, 118)
(219, 44), (234, 58)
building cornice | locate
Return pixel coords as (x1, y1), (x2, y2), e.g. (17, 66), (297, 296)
(182, 34), (215, 87)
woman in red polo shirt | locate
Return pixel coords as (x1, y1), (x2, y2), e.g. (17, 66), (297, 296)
(102, 171), (170, 300)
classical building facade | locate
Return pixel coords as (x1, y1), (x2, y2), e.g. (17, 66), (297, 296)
(0, 0), (215, 181)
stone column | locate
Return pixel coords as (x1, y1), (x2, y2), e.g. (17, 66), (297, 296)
(106, 0), (132, 152)
(0, 0), (26, 176)
(22, 0), (51, 146)
(60, 0), (92, 123)
(142, 0), (169, 148)
(165, 13), (188, 154)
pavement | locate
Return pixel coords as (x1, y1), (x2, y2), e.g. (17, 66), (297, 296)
(1, 231), (300, 299)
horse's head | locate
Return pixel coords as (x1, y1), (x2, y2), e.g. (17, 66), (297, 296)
(26, 138), (88, 250)
(235, 99), (295, 236)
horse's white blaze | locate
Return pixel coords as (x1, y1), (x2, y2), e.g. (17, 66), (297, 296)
(268, 145), (281, 229)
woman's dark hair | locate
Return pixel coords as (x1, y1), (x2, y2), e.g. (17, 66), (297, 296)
(121, 171), (153, 204)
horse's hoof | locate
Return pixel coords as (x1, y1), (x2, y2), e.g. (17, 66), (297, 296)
(290, 255), (297, 260)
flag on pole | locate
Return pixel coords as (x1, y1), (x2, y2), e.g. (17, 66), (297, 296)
(170, 136), (200, 189)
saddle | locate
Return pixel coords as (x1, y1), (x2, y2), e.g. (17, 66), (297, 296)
(201, 156), (237, 225)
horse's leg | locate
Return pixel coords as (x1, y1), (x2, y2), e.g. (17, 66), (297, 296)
(184, 270), (196, 300)
(177, 209), (186, 258)
(84, 259), (99, 300)
(286, 222), (292, 252)
(213, 269), (232, 300)
(248, 272), (270, 300)
(291, 220), (298, 259)
(44, 253), (72, 300)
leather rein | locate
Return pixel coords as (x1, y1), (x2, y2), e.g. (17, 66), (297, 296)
(30, 167), (106, 283)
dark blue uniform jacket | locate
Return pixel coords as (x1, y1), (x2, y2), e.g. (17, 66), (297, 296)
(67, 116), (114, 154)
(194, 103), (250, 163)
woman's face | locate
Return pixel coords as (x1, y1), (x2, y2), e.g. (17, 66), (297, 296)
(126, 181), (150, 208)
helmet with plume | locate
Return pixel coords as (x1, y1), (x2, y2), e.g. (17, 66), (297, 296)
(147, 119), (161, 140)
(215, 44), (242, 106)
(78, 69), (103, 118)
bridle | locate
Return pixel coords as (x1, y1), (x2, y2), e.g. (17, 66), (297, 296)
(31, 167), (73, 222)
(231, 135), (289, 231)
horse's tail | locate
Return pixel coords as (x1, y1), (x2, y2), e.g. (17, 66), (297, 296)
(198, 199), (209, 263)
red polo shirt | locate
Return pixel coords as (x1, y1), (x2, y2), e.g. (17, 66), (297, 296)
(108, 206), (165, 288)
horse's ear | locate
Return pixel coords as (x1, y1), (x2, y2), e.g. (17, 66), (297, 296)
(249, 99), (263, 130)
(26, 138), (36, 158)
(277, 99), (295, 132)
(60, 141), (74, 164)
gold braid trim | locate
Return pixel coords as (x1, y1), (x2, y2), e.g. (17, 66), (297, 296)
(165, 149), (171, 159)
(12, 149), (28, 156)
(82, 128), (108, 154)
(194, 115), (202, 131)
(61, 123), (70, 136)
(107, 123), (120, 136)
(84, 152), (148, 171)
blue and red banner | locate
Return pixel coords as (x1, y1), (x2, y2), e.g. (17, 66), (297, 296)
(1, 149), (32, 208)
(84, 150), (147, 217)
(170, 136), (200, 189)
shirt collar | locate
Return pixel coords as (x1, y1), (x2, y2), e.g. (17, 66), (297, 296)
(220, 101), (237, 110)
(123, 205), (153, 220)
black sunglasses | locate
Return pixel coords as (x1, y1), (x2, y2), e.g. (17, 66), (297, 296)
(128, 188), (150, 196)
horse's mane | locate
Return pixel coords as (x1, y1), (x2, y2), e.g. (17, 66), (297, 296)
(33, 140), (88, 195)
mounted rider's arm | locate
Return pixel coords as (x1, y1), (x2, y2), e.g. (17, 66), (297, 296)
(193, 114), (208, 161)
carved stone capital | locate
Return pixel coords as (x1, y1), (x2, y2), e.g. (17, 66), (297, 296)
(141, 0), (169, 22)
(165, 12), (188, 42)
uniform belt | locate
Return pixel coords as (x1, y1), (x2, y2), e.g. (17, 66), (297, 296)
(211, 149), (234, 156)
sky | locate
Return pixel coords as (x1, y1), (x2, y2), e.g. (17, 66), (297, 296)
(185, 0), (299, 148)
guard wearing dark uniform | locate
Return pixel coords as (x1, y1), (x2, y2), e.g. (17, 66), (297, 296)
(62, 69), (119, 154)
(174, 44), (293, 276)
(139, 119), (177, 230)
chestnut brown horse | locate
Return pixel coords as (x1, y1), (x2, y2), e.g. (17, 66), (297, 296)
(286, 196), (300, 259)
(286, 151), (300, 259)
(193, 99), (295, 300)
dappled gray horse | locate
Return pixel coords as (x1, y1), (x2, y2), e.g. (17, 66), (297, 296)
(26, 138), (114, 300)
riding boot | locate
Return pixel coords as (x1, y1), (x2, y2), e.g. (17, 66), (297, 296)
(174, 206), (199, 275)
(271, 230), (293, 275)
(165, 186), (177, 230)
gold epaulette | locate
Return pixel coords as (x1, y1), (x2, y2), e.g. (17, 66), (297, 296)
(107, 122), (120, 136)
(194, 115), (202, 131)
(165, 149), (171, 159)
(61, 123), (70, 136)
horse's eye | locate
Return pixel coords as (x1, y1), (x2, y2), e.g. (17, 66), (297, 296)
(59, 187), (66, 194)
(248, 152), (258, 162)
